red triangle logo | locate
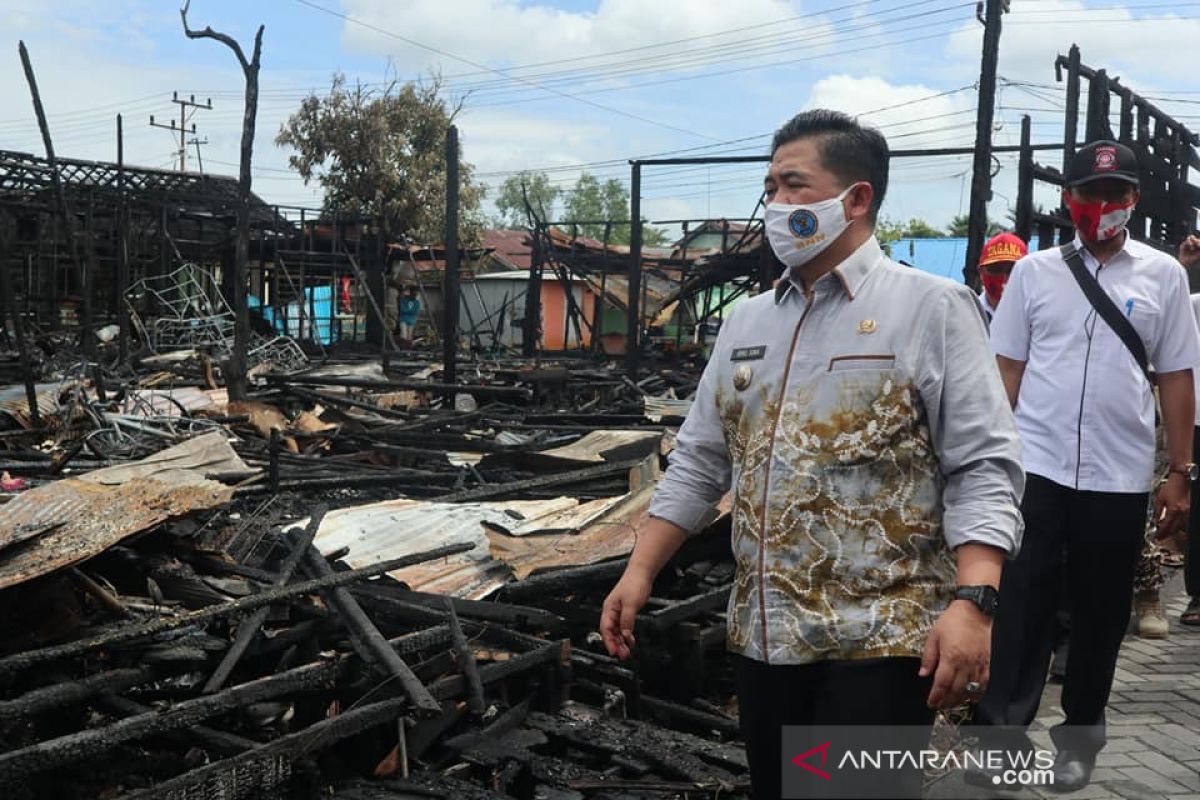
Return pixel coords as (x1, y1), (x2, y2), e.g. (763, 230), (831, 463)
(791, 741), (832, 780)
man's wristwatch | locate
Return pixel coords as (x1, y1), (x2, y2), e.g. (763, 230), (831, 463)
(953, 585), (999, 617)
(1168, 462), (1199, 481)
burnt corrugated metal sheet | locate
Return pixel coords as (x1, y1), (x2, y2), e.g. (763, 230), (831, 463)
(644, 396), (694, 422)
(307, 495), (640, 599)
(78, 431), (252, 486)
(0, 382), (68, 428)
(0, 431), (246, 551)
(539, 430), (662, 464)
(485, 487), (650, 580)
(0, 476), (234, 590)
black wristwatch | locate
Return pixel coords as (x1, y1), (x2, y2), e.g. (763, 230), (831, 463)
(953, 585), (999, 617)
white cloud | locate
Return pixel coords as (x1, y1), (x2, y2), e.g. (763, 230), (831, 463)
(945, 0), (1200, 88)
(805, 74), (977, 150)
(341, 0), (807, 74)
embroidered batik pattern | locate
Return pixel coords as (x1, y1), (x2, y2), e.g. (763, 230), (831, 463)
(718, 367), (955, 664)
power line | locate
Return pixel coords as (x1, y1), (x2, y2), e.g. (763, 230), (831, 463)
(445, 2), (971, 95)
(474, 85), (977, 181)
(293, 0), (722, 141)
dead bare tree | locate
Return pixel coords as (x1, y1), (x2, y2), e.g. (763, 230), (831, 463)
(180, 0), (263, 402)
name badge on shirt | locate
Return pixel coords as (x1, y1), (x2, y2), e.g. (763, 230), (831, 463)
(731, 345), (767, 362)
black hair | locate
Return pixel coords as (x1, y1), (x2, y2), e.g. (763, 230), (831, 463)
(771, 109), (889, 221)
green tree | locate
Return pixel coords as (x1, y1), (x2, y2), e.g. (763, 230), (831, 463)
(876, 216), (946, 255)
(901, 218), (947, 239)
(562, 171), (668, 246)
(276, 73), (486, 243)
(947, 214), (1003, 238)
(494, 170), (561, 228)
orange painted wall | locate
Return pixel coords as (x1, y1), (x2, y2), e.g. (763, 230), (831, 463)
(540, 281), (595, 349)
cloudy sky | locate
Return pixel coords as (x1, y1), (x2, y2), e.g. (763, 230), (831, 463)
(1, 0), (1196, 236)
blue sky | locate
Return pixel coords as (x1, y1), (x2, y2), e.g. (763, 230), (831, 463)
(2, 0), (1198, 237)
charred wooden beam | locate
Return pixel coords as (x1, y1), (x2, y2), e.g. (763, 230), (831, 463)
(203, 506), (328, 692)
(639, 695), (739, 737)
(346, 589), (554, 655)
(351, 584), (563, 632)
(263, 374), (532, 401)
(113, 697), (407, 800)
(404, 702), (467, 761)
(497, 559), (628, 602)
(0, 666), (154, 720)
(434, 457), (645, 503)
(0, 542), (474, 678)
(428, 640), (569, 702)
(237, 471), (461, 496)
(0, 655), (342, 782)
(93, 694), (259, 756)
(442, 696), (531, 752)
(644, 584), (731, 631)
(443, 597), (485, 715)
(304, 548), (441, 715)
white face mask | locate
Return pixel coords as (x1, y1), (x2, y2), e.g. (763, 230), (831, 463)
(765, 184), (859, 269)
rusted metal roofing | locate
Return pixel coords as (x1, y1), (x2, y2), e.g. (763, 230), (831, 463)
(538, 430), (662, 464)
(0, 433), (243, 589)
(486, 488), (651, 580)
(306, 493), (643, 599)
(0, 382), (68, 428)
(77, 431), (252, 486)
(481, 229), (533, 270)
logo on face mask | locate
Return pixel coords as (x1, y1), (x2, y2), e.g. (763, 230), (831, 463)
(766, 183), (860, 269)
(789, 209), (819, 239)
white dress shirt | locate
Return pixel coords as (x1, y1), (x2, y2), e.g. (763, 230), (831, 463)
(978, 290), (998, 322)
(1192, 294), (1200, 427)
(991, 235), (1200, 493)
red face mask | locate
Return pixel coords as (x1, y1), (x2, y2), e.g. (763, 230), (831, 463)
(981, 272), (1008, 303)
(1064, 192), (1135, 241)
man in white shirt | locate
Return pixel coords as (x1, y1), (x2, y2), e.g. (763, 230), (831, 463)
(1175, 235), (1200, 627)
(979, 140), (1199, 792)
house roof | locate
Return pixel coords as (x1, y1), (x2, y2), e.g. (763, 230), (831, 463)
(481, 229), (533, 270)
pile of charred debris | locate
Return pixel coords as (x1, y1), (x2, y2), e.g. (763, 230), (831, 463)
(0, 325), (751, 800)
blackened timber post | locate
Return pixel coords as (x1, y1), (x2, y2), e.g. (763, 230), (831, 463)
(0, 227), (40, 429)
(963, 0), (1005, 288)
(523, 225), (543, 357)
(443, 125), (461, 396)
(18, 41), (93, 357)
(1015, 115), (1034, 244)
(117, 114), (131, 364)
(1060, 45), (1082, 245)
(371, 218), (387, 363)
(626, 161), (643, 377)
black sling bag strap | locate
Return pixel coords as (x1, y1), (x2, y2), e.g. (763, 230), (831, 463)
(1059, 242), (1156, 386)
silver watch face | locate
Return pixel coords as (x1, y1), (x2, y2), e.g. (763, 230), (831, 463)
(1190, 464), (1199, 481)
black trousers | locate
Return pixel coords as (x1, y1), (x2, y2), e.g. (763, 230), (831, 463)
(1186, 427), (1200, 599)
(976, 474), (1147, 757)
(735, 655), (934, 799)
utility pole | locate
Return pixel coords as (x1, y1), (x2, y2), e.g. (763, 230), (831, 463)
(188, 135), (208, 174)
(150, 91), (211, 172)
(963, 0), (1008, 287)
(443, 125), (461, 397)
(626, 162), (643, 378)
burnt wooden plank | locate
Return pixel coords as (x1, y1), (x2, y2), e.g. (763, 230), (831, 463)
(0, 542), (474, 677)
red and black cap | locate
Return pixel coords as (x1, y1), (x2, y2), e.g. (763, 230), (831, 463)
(1065, 140), (1140, 187)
